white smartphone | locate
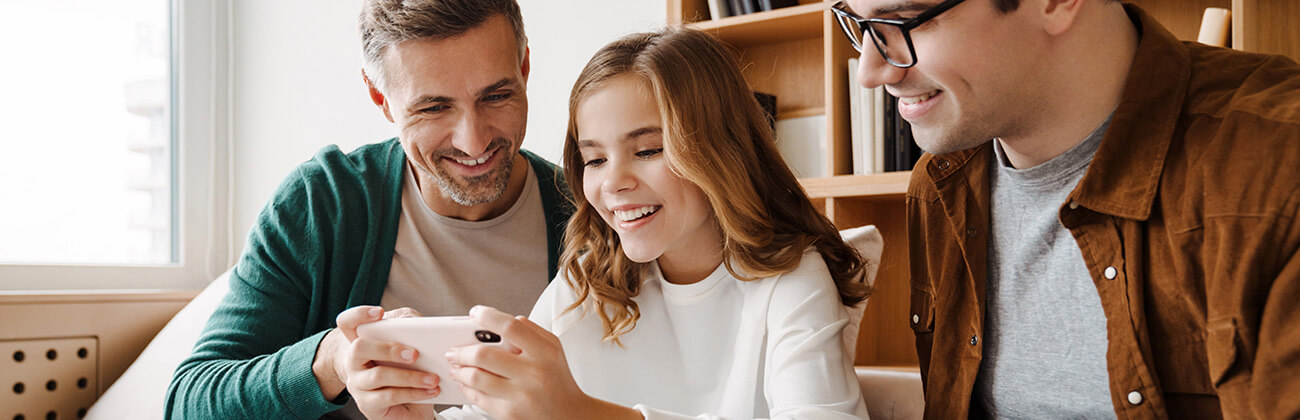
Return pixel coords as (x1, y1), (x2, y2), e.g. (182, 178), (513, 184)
(354, 316), (502, 405)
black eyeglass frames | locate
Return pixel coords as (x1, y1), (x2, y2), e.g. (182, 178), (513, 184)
(831, 0), (967, 68)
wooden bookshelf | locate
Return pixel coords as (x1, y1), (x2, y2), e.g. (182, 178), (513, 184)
(669, 0), (1299, 368)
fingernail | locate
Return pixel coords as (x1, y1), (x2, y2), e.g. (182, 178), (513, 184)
(428, 387), (440, 395)
(424, 375), (436, 386)
(444, 351), (454, 361)
(469, 306), (482, 317)
(368, 307), (382, 317)
(401, 349), (415, 362)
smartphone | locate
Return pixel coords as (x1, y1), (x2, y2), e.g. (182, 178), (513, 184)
(354, 316), (502, 405)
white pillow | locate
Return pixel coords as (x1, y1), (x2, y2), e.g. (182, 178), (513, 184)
(839, 225), (883, 356)
(86, 271), (231, 420)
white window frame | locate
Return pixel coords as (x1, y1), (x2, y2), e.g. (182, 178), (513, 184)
(0, 0), (232, 291)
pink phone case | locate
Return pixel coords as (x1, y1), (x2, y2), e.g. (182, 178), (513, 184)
(355, 316), (500, 405)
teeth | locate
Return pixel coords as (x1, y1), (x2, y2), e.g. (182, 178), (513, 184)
(454, 151), (493, 166)
(899, 91), (938, 105)
(613, 206), (660, 222)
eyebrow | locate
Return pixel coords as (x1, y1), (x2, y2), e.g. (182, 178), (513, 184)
(577, 126), (663, 149)
(866, 1), (940, 17)
(406, 78), (517, 111)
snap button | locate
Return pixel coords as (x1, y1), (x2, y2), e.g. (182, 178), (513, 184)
(1127, 390), (1143, 405)
(966, 228), (977, 237)
(969, 335), (979, 346)
(1068, 201), (1079, 210)
(938, 160), (951, 170)
(1105, 266), (1118, 280)
(912, 314), (920, 324)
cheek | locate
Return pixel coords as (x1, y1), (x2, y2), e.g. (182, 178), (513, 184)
(582, 173), (603, 210)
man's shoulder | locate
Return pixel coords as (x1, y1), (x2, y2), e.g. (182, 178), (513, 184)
(268, 138), (403, 217)
(297, 137), (403, 181)
(906, 145), (991, 203)
(1184, 44), (1300, 126)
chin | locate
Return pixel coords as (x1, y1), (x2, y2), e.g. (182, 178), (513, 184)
(914, 127), (988, 155)
(618, 242), (661, 264)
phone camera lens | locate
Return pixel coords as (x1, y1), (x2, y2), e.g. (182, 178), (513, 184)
(475, 330), (501, 343)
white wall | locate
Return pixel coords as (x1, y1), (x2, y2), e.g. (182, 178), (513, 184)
(229, 0), (665, 262)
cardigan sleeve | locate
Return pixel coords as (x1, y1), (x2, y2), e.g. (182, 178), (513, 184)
(165, 168), (346, 419)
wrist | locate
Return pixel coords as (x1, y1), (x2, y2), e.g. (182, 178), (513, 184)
(312, 328), (347, 401)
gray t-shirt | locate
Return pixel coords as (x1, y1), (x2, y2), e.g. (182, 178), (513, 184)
(976, 118), (1115, 419)
(381, 160), (550, 317)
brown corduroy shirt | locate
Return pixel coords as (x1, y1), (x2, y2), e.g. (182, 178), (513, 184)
(905, 4), (1300, 419)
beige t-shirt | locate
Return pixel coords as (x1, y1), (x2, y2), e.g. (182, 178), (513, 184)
(380, 160), (550, 317)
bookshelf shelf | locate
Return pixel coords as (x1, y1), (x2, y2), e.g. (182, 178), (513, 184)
(687, 2), (826, 48)
(800, 172), (911, 199)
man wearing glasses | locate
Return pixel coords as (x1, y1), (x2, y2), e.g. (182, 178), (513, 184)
(834, 0), (1300, 418)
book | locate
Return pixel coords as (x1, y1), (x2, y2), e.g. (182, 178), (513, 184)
(848, 58), (877, 174)
(757, 0), (799, 11)
(753, 91), (777, 130)
(849, 59), (865, 175)
(707, 0), (731, 20)
(774, 114), (828, 178)
(882, 93), (897, 172)
(729, 0), (757, 15)
(872, 87), (886, 173)
(1197, 7), (1232, 47)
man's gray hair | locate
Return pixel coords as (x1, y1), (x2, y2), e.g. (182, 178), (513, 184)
(359, 0), (527, 92)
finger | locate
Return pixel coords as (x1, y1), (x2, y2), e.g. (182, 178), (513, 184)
(445, 343), (521, 379)
(448, 363), (509, 398)
(469, 306), (551, 354)
(347, 337), (420, 371)
(350, 364), (440, 392)
(382, 307), (422, 320)
(354, 385), (442, 409)
(336, 305), (384, 341)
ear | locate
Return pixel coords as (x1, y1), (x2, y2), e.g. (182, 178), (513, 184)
(520, 46), (531, 83)
(1039, 0), (1086, 36)
(363, 70), (395, 123)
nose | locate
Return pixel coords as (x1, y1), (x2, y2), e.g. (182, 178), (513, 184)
(452, 109), (492, 157)
(856, 47), (906, 89)
(600, 157), (637, 194)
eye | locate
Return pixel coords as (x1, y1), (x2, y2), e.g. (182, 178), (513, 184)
(421, 104), (449, 114)
(583, 157), (606, 168)
(635, 148), (663, 158)
(484, 92), (512, 102)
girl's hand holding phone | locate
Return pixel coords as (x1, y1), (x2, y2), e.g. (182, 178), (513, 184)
(447, 305), (642, 420)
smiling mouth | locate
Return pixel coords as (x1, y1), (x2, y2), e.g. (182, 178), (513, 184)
(898, 90), (940, 105)
(450, 149), (495, 167)
(613, 205), (661, 222)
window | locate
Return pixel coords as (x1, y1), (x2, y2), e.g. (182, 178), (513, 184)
(0, 0), (229, 290)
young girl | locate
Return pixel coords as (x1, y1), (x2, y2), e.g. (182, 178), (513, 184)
(441, 28), (872, 419)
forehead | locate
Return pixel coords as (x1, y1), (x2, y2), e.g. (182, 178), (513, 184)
(847, 0), (935, 16)
(381, 15), (521, 95)
(575, 75), (661, 140)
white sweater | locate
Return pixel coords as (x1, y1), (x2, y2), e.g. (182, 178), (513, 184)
(443, 251), (868, 420)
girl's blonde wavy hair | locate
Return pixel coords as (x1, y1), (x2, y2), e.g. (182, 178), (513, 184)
(560, 27), (871, 343)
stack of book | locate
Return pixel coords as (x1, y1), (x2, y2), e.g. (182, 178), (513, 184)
(708, 0), (799, 20)
(847, 58), (921, 174)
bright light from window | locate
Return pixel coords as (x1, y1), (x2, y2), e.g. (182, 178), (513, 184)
(0, 0), (173, 265)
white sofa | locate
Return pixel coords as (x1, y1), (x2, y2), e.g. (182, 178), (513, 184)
(87, 226), (923, 419)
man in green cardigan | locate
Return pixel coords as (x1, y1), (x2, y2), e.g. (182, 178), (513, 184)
(165, 1), (573, 418)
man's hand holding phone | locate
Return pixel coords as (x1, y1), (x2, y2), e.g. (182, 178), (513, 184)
(316, 306), (439, 420)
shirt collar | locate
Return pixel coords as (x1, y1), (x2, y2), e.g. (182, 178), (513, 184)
(1069, 3), (1188, 221)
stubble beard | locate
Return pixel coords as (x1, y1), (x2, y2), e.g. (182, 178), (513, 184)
(426, 137), (516, 206)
